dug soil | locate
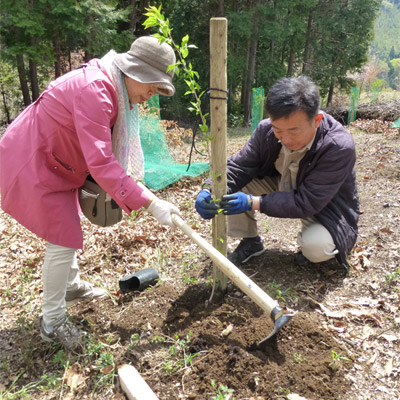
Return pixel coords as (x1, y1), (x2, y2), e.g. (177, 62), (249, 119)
(0, 121), (399, 399)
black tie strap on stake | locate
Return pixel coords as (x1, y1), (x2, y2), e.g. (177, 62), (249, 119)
(186, 88), (229, 171)
(186, 118), (205, 172)
(208, 87), (229, 100)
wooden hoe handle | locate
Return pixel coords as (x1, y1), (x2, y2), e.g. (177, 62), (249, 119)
(171, 214), (281, 318)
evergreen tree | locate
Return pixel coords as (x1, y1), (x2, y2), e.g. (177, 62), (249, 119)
(310, 0), (381, 105)
(1, 0), (51, 105)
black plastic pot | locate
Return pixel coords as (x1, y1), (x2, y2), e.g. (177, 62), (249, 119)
(119, 268), (159, 293)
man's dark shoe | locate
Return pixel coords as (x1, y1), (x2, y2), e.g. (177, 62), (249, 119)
(294, 252), (312, 266)
(228, 236), (265, 265)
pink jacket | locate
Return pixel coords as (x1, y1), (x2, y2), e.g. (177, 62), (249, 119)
(0, 59), (150, 249)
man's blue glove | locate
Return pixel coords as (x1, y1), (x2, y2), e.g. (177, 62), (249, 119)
(195, 190), (219, 220)
(220, 192), (253, 215)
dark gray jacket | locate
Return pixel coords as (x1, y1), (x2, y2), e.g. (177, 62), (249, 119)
(225, 112), (360, 269)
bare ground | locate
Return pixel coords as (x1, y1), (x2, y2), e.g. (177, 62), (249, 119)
(0, 122), (399, 400)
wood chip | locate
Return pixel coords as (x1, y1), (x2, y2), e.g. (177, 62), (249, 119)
(221, 324), (233, 337)
(384, 358), (393, 376)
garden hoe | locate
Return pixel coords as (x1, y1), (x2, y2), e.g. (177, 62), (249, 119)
(171, 214), (296, 346)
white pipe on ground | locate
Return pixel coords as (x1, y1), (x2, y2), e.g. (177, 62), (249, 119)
(118, 364), (159, 400)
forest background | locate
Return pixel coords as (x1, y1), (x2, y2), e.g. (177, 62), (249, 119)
(0, 0), (399, 129)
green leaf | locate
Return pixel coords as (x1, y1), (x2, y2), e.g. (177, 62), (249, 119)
(182, 47), (189, 58)
(167, 64), (176, 72)
(181, 34), (189, 46)
(200, 124), (208, 132)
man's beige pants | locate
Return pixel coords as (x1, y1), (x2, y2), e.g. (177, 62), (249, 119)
(227, 177), (338, 263)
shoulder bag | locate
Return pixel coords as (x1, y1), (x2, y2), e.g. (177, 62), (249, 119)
(79, 176), (122, 227)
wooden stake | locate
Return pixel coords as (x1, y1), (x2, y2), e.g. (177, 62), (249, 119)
(210, 18), (228, 292)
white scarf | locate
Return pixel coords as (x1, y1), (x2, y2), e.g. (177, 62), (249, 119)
(100, 50), (144, 180)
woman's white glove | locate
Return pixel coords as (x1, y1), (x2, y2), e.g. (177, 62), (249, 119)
(147, 197), (181, 228)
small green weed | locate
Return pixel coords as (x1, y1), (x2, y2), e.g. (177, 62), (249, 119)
(181, 255), (200, 284)
(53, 349), (69, 369)
(329, 350), (351, 372)
(21, 266), (35, 284)
(96, 352), (114, 370)
(92, 349), (115, 392)
(277, 386), (290, 395)
(150, 335), (166, 344)
(160, 332), (203, 374)
(331, 350), (350, 362)
(129, 332), (141, 348)
(37, 373), (62, 390)
(211, 379), (236, 399)
(87, 337), (105, 358)
(151, 246), (170, 272)
(2, 357), (8, 372)
(0, 371), (48, 399)
(105, 332), (120, 346)
(182, 275), (199, 284)
(130, 210), (139, 219)
(294, 353), (302, 363)
(385, 268), (400, 283)
(264, 282), (294, 302)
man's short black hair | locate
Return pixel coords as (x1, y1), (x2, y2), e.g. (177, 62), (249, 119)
(265, 76), (320, 121)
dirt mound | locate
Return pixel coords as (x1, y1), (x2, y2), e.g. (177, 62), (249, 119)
(324, 100), (400, 124)
(73, 280), (350, 399)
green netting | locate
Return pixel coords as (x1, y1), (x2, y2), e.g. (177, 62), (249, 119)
(147, 94), (161, 119)
(139, 97), (209, 190)
(391, 118), (400, 128)
(370, 88), (381, 103)
(251, 88), (265, 133)
(347, 87), (360, 125)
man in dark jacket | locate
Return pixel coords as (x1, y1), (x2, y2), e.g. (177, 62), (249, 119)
(195, 76), (359, 272)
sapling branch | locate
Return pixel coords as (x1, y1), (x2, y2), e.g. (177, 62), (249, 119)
(143, 6), (210, 152)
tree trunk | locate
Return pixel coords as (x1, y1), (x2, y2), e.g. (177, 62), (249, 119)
(130, 0), (138, 34)
(29, 58), (39, 101)
(242, 35), (258, 127)
(281, 44), (286, 65)
(84, 30), (93, 62)
(84, 50), (93, 62)
(228, 82), (234, 115)
(53, 30), (62, 78)
(241, 41), (250, 112)
(217, 0), (224, 17)
(1, 88), (11, 124)
(287, 40), (295, 77)
(16, 54), (31, 107)
(302, 8), (314, 75)
(327, 82), (334, 106)
(267, 38), (275, 82)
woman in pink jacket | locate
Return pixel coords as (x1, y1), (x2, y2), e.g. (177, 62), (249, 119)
(0, 36), (181, 351)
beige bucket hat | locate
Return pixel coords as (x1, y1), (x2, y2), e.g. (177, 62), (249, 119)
(114, 36), (176, 96)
